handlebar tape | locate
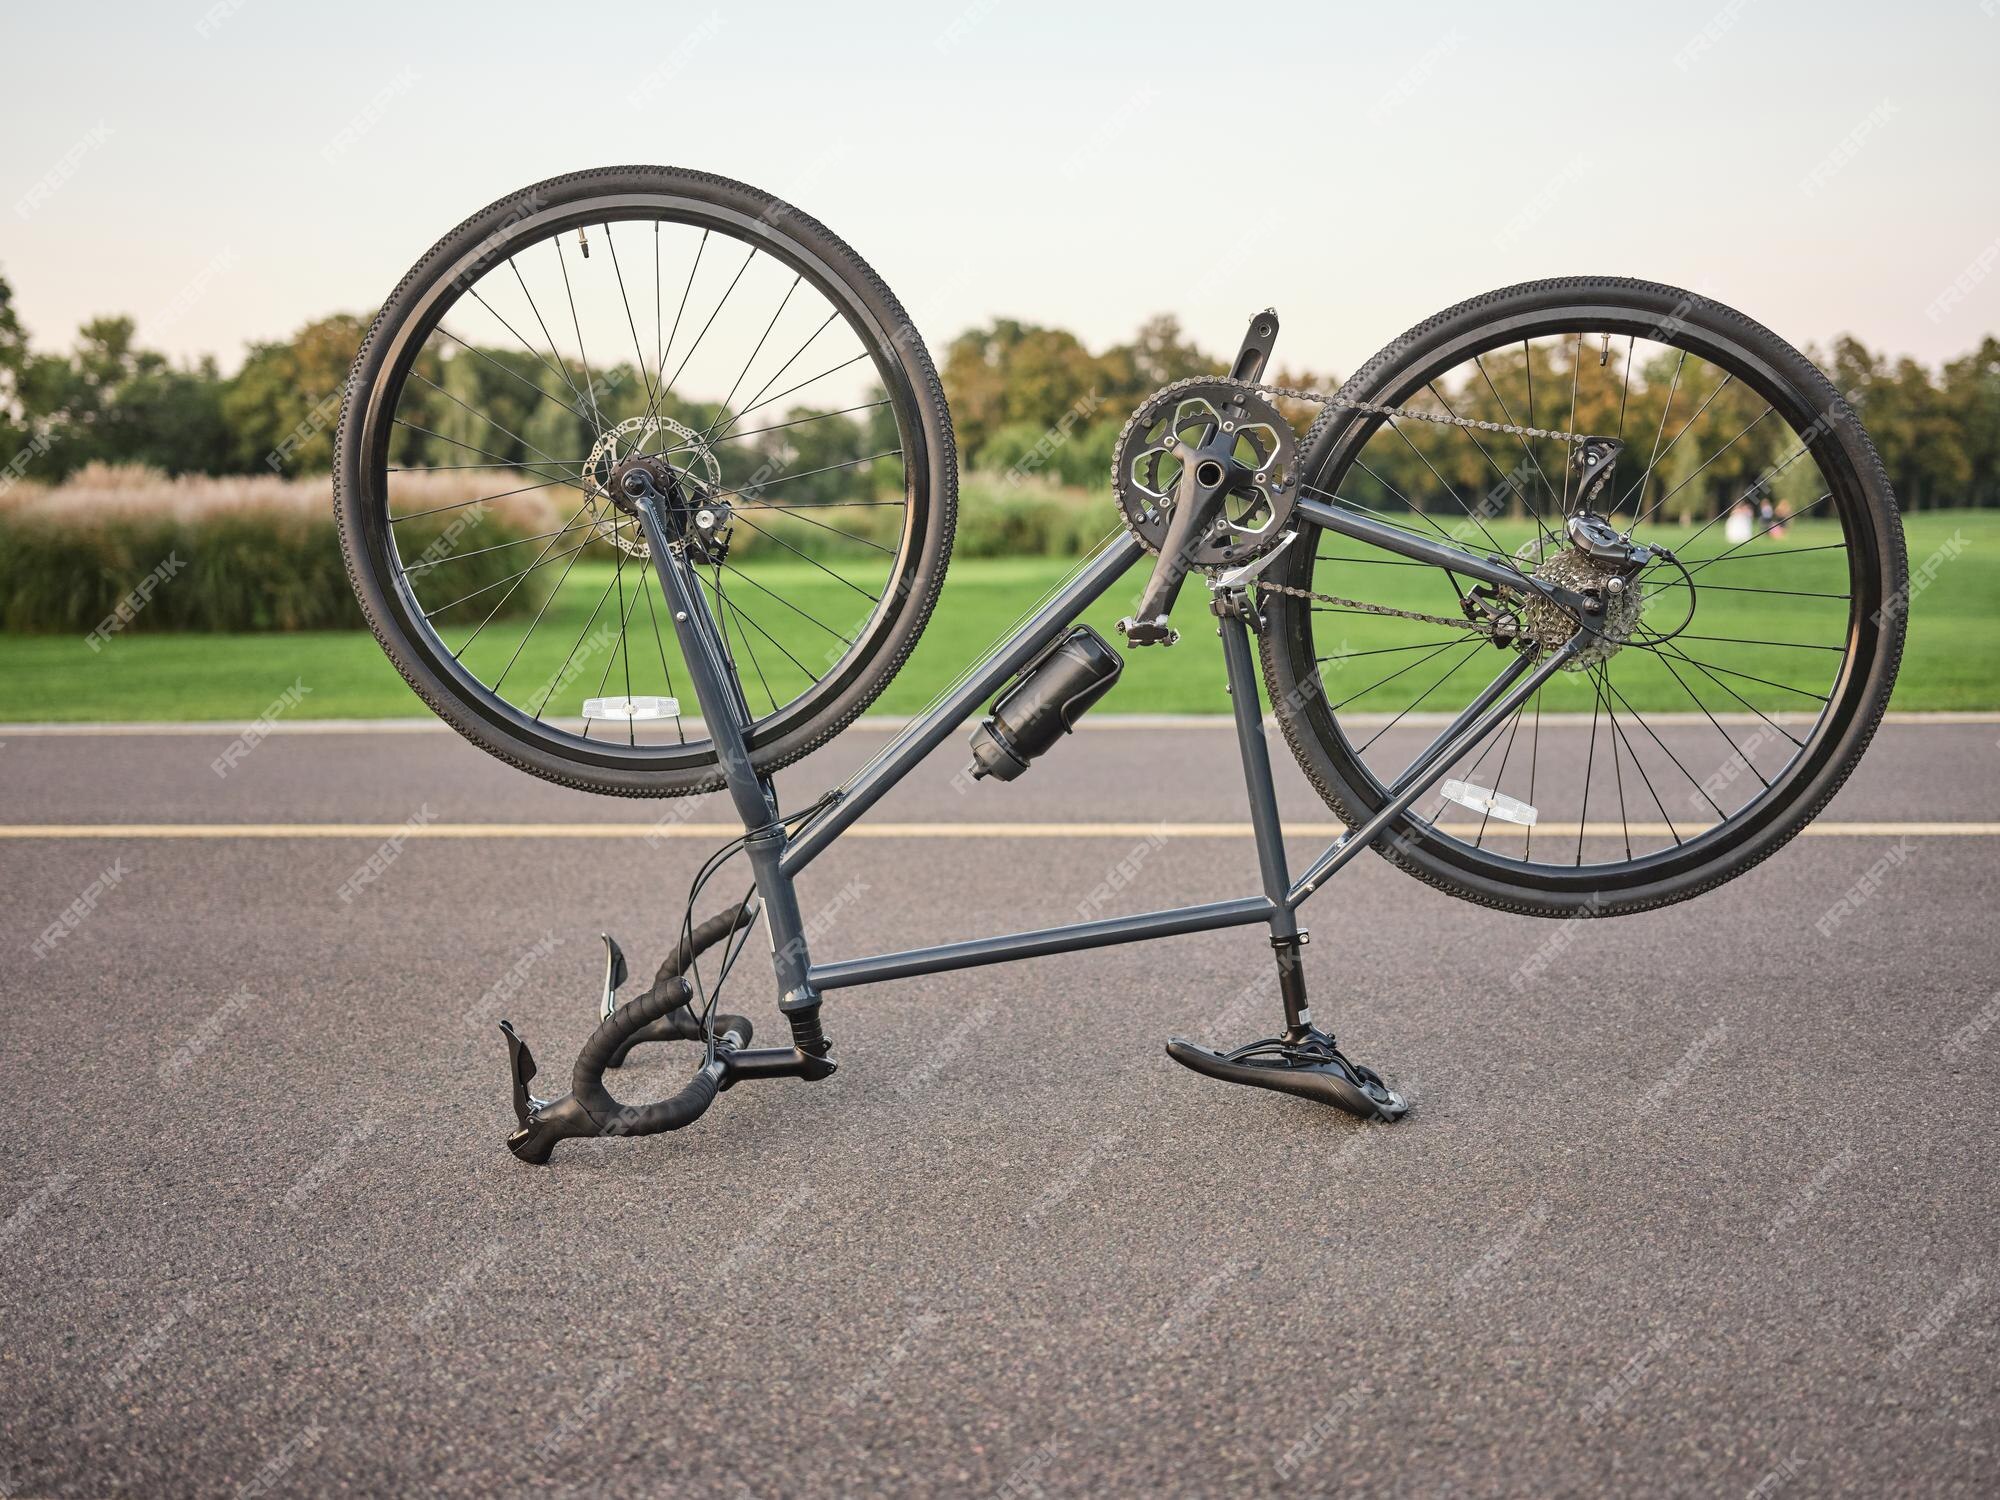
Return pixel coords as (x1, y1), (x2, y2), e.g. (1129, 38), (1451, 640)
(571, 973), (754, 1136)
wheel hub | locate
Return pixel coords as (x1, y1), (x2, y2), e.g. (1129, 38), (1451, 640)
(581, 414), (721, 558)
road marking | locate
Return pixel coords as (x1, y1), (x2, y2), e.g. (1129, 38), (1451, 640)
(0, 711), (1994, 735)
(0, 821), (1993, 840)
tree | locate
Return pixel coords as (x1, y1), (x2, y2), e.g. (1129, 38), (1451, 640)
(221, 313), (366, 473)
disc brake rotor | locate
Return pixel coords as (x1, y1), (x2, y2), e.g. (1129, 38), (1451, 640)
(582, 415), (720, 558)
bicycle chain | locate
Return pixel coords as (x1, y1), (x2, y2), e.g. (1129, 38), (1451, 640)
(1186, 375), (1592, 637)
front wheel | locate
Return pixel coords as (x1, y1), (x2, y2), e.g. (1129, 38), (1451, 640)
(1259, 276), (1907, 918)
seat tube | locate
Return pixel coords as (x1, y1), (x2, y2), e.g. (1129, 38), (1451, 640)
(1216, 594), (1298, 944)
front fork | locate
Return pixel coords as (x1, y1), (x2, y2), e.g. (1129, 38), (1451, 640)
(635, 498), (833, 1065)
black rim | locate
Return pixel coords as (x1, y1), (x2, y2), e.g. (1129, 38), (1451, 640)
(350, 183), (937, 774)
(1270, 296), (1888, 895)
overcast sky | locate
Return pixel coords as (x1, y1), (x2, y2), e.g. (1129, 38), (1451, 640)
(6, 0), (1998, 378)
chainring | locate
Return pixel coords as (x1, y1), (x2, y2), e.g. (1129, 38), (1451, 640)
(1112, 382), (1299, 568)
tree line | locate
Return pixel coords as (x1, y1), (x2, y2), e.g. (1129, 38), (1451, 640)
(3, 267), (1996, 517)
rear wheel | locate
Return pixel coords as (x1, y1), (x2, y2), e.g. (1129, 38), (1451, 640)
(335, 165), (956, 797)
(1259, 277), (1906, 917)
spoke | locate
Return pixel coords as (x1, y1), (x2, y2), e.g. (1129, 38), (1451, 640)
(702, 310), (841, 448)
(548, 239), (606, 436)
(1429, 378), (1555, 551)
(1626, 348), (1685, 518)
(699, 275), (802, 448)
(387, 474), (573, 523)
(390, 459), (591, 473)
(713, 570), (779, 715)
(653, 227), (707, 407)
(1355, 641), (1489, 756)
(729, 493), (897, 554)
(1653, 650), (1773, 795)
(1674, 492), (1837, 577)
(1597, 663), (1682, 846)
(1385, 417), (1507, 559)
(487, 527), (597, 691)
(1657, 647), (1830, 704)
(1526, 694), (1541, 862)
(421, 533), (602, 619)
(1596, 670), (1728, 820)
(1614, 374), (1733, 514)
(674, 398), (893, 451)
(436, 326), (596, 429)
(449, 494), (596, 659)
(1639, 644), (1806, 748)
(409, 370), (570, 472)
(728, 512), (882, 602)
(713, 560), (857, 646)
(716, 448), (903, 509)
(1576, 667), (1603, 865)
(467, 276), (591, 415)
(584, 549), (647, 745)
(713, 351), (871, 436)
(1616, 335), (1634, 441)
(400, 515), (606, 572)
(1316, 637), (1479, 663)
(1472, 353), (1562, 539)
(534, 565), (625, 720)
(616, 548), (638, 744)
(502, 257), (594, 416)
(1598, 666), (1633, 861)
(712, 564), (827, 680)
(1560, 332), (1582, 513)
(603, 220), (661, 418)
(638, 569), (688, 745)
(648, 242), (758, 431)
(393, 421), (574, 490)
(1629, 402), (1773, 529)
(1327, 638), (1468, 711)
(1670, 633), (1846, 653)
(1469, 702), (1527, 849)
(1674, 541), (1848, 566)
(1678, 582), (1849, 601)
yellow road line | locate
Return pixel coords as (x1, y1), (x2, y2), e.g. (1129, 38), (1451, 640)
(0, 821), (1993, 840)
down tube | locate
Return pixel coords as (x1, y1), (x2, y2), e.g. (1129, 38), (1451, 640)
(780, 531), (1146, 875)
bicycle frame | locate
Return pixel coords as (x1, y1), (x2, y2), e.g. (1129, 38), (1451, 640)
(640, 502), (1578, 1027)
(499, 324), (1593, 1161)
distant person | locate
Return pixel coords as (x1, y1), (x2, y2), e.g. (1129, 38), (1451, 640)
(1772, 499), (1793, 538)
(1724, 500), (1755, 543)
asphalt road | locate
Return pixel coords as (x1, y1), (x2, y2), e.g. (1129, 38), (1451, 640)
(1, 719), (1996, 1498)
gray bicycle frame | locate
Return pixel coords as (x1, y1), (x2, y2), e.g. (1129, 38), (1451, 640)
(636, 493), (1580, 1021)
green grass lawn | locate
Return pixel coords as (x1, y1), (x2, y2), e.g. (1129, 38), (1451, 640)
(1, 511), (1991, 721)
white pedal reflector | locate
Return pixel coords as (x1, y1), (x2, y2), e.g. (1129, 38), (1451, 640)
(1439, 778), (1537, 826)
(582, 696), (680, 721)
